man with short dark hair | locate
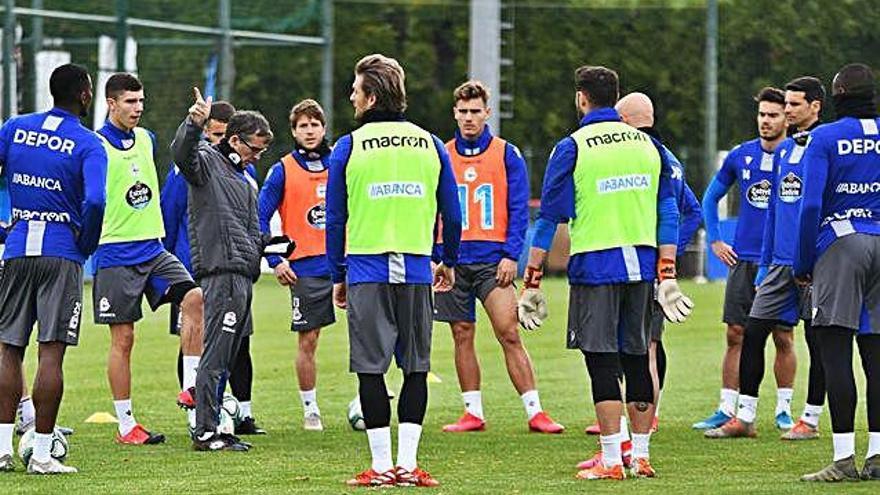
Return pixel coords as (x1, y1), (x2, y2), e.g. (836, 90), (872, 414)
(706, 76), (827, 440)
(436, 80), (563, 435)
(797, 63), (880, 482)
(0, 63), (107, 474)
(172, 88), (280, 452)
(93, 73), (204, 446)
(327, 54), (461, 487)
(520, 65), (690, 480)
(259, 98), (335, 432)
(695, 87), (795, 431)
(162, 100), (264, 436)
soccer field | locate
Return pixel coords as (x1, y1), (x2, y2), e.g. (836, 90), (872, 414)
(0, 278), (874, 493)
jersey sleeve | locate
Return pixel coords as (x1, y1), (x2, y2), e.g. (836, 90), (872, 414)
(77, 139), (109, 256)
(537, 137), (577, 223)
(258, 162), (286, 268)
(434, 135), (462, 267)
(678, 182), (702, 252)
(794, 133), (830, 277)
(326, 134), (353, 283)
(160, 167), (185, 253)
(503, 142), (529, 260)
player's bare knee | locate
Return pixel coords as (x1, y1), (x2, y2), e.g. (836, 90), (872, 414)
(451, 322), (476, 345)
(298, 329), (320, 356)
(772, 329), (794, 353)
(110, 326), (135, 353)
(727, 325), (744, 347)
(180, 287), (204, 315)
(495, 326), (523, 349)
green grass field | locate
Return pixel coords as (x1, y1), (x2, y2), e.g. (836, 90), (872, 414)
(0, 278), (876, 493)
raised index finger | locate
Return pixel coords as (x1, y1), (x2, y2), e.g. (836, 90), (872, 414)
(193, 87), (204, 103)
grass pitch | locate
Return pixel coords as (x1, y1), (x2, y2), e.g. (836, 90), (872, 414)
(0, 278), (875, 494)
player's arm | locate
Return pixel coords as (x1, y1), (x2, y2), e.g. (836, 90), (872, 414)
(519, 138), (576, 331)
(160, 167), (183, 253)
(702, 152), (737, 266)
(655, 145), (693, 323)
(433, 136), (461, 292)
(326, 135), (352, 307)
(498, 143), (529, 287)
(77, 142), (109, 256)
(258, 163), (296, 285)
(678, 182), (702, 253)
(794, 134), (830, 281)
(171, 88), (212, 187)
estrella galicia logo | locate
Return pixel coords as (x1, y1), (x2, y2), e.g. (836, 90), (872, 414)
(126, 181), (153, 210)
(746, 179), (771, 209)
(307, 202), (326, 230)
(779, 172), (803, 203)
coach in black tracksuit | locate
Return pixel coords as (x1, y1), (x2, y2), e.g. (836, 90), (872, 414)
(171, 88), (275, 452)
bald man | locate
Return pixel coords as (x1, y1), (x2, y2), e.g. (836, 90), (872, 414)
(618, 93), (702, 427)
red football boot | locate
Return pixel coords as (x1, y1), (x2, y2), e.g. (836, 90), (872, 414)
(396, 466), (440, 487)
(442, 412), (486, 432)
(346, 468), (396, 487)
(528, 411), (565, 434)
(116, 424), (165, 445)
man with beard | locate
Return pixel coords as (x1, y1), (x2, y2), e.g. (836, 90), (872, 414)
(705, 77), (826, 440)
(695, 87), (795, 431)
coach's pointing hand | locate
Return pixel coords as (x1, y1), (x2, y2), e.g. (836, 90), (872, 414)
(188, 87), (212, 128)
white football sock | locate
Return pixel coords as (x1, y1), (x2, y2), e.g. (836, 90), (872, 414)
(300, 389), (319, 416)
(0, 424), (13, 457)
(521, 390), (542, 420)
(396, 423), (422, 471)
(600, 433), (623, 468)
(19, 396), (36, 425)
(462, 390), (483, 420)
(619, 415), (631, 442)
(182, 356), (200, 391)
(32, 432), (53, 463)
(240, 401), (252, 419)
(187, 410), (196, 429)
(832, 432), (855, 461)
(631, 433), (651, 459)
(736, 395), (758, 424)
(867, 432), (880, 459)
(114, 399), (137, 436)
(775, 388), (793, 416)
(801, 404), (823, 427)
(720, 388), (738, 417)
(367, 426), (393, 473)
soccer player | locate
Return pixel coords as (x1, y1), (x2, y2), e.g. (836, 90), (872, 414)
(259, 99), (335, 432)
(327, 54), (461, 487)
(519, 66), (691, 480)
(616, 92), (702, 431)
(172, 88), (278, 452)
(435, 80), (563, 434)
(797, 63), (880, 482)
(695, 87), (795, 430)
(705, 77), (826, 440)
(162, 101), (265, 435)
(0, 63), (107, 474)
(92, 73), (204, 445)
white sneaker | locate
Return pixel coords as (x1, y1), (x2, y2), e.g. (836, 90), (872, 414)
(303, 412), (324, 431)
(0, 454), (15, 472)
(27, 457), (78, 475)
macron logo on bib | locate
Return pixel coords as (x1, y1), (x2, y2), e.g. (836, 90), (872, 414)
(596, 174), (650, 194)
(368, 182), (425, 199)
